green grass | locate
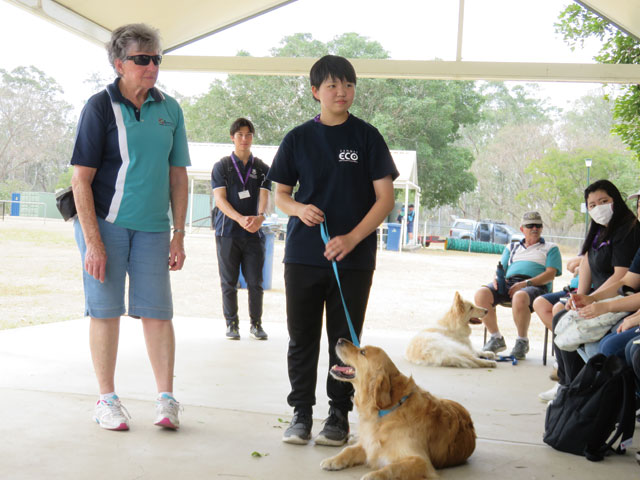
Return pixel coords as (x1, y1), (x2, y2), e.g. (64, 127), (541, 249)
(0, 283), (53, 296)
(0, 228), (75, 247)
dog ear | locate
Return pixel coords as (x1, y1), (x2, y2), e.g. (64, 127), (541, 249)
(454, 291), (465, 314)
(373, 372), (392, 410)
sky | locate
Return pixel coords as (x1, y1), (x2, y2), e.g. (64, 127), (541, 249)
(0, 0), (607, 116)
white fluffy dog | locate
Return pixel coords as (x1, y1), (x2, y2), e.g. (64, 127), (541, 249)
(406, 292), (497, 368)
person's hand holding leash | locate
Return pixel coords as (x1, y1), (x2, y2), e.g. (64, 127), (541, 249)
(298, 203), (324, 227)
(325, 233), (357, 262)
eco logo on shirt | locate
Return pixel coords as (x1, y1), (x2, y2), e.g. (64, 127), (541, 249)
(338, 149), (359, 163)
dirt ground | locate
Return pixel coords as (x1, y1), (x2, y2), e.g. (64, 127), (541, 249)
(0, 217), (577, 344)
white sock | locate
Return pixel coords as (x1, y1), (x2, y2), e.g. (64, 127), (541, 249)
(517, 336), (528, 342)
(158, 392), (175, 400)
(100, 392), (117, 401)
(490, 332), (503, 339)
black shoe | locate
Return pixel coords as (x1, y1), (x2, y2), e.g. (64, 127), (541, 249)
(226, 322), (240, 340)
(315, 407), (349, 446)
(250, 323), (268, 340)
(282, 410), (313, 445)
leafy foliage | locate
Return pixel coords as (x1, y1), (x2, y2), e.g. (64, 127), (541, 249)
(0, 66), (74, 197)
(182, 33), (483, 208)
(555, 4), (640, 158)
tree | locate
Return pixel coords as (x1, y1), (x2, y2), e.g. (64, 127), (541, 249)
(0, 66), (74, 195)
(555, 4), (640, 158)
(521, 148), (640, 231)
(182, 33), (483, 209)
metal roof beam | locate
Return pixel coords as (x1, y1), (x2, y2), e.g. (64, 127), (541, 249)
(161, 55), (640, 84)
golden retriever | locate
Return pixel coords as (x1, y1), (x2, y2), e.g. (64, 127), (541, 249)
(321, 338), (476, 480)
(405, 292), (496, 368)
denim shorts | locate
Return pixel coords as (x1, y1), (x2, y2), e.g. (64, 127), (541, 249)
(74, 218), (173, 320)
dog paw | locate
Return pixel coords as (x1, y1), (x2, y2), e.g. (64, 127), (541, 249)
(320, 457), (346, 471)
(478, 351), (495, 359)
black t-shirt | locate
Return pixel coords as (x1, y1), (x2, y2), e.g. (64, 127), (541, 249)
(588, 221), (640, 290)
(267, 114), (399, 270)
(211, 154), (271, 237)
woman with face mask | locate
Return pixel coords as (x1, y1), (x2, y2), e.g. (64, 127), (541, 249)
(550, 180), (640, 390)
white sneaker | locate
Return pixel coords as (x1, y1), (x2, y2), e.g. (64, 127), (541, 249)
(538, 383), (559, 403)
(154, 394), (181, 429)
(93, 395), (130, 430)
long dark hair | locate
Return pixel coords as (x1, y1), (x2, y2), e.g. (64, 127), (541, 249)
(580, 179), (638, 255)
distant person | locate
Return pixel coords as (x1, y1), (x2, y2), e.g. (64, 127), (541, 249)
(211, 117), (271, 340)
(407, 203), (415, 242)
(267, 55), (398, 446)
(475, 211), (562, 360)
(71, 23), (190, 431)
(396, 205), (404, 224)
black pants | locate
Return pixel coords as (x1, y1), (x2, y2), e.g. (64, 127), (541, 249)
(284, 263), (373, 414)
(553, 309), (586, 385)
(215, 235), (265, 326)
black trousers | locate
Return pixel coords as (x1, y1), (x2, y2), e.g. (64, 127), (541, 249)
(284, 263), (373, 413)
(215, 235), (265, 325)
(553, 310), (586, 385)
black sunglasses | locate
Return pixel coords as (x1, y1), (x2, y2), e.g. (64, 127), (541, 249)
(125, 54), (162, 66)
(523, 223), (542, 229)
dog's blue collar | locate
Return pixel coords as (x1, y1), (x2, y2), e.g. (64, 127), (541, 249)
(378, 393), (412, 418)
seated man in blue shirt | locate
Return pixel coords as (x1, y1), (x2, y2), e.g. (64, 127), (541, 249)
(475, 211), (562, 359)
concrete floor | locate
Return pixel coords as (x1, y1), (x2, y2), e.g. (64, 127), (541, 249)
(1, 318), (638, 479)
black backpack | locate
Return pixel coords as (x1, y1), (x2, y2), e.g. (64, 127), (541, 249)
(543, 353), (636, 461)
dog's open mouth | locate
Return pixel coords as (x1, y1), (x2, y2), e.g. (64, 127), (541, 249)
(469, 317), (482, 325)
(330, 364), (356, 379)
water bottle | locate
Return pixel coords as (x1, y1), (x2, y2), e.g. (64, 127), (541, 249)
(496, 262), (506, 295)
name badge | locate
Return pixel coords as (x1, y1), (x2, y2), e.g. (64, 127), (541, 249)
(238, 190), (251, 199)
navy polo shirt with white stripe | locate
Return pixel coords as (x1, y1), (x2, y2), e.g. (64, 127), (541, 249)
(70, 78), (190, 232)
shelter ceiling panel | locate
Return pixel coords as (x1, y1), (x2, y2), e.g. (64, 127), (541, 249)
(21, 0), (296, 50)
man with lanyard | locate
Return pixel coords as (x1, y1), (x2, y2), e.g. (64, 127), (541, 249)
(211, 118), (271, 340)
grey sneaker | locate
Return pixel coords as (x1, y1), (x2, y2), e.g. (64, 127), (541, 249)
(315, 407), (349, 446)
(250, 323), (268, 340)
(226, 321), (240, 340)
(482, 335), (506, 353)
(282, 410), (313, 445)
(511, 338), (530, 359)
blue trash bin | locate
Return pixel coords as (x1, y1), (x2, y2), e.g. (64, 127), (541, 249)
(10, 193), (20, 216)
(386, 223), (401, 251)
(238, 225), (275, 290)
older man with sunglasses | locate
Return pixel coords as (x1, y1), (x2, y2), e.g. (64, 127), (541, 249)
(71, 24), (189, 431)
(474, 211), (563, 360)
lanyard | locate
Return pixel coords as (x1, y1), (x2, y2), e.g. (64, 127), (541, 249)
(319, 219), (360, 347)
(230, 153), (253, 189)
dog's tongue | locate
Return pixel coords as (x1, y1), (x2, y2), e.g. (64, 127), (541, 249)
(469, 318), (482, 325)
(332, 365), (355, 375)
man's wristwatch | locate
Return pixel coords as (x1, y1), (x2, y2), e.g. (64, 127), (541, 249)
(258, 212), (266, 218)
(526, 280), (533, 287)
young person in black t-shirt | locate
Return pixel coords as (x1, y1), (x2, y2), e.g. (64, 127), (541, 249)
(267, 55), (399, 446)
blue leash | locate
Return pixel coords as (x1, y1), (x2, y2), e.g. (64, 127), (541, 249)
(319, 220), (360, 348)
(497, 355), (518, 365)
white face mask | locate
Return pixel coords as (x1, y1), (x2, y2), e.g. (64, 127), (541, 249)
(589, 202), (614, 226)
